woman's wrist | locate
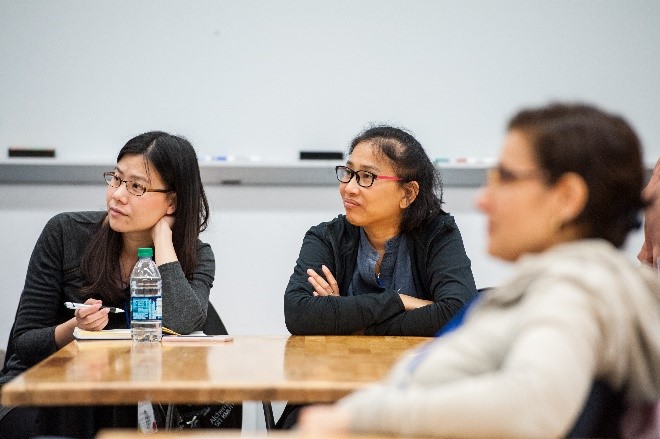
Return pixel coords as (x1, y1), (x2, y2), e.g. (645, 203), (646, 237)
(54, 318), (77, 348)
(154, 237), (178, 265)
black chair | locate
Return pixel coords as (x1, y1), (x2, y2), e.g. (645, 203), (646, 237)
(203, 301), (228, 336)
(567, 380), (624, 438)
(2, 319), (16, 374)
(160, 301), (244, 430)
(203, 301), (277, 429)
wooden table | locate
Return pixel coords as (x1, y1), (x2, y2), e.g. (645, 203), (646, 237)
(97, 430), (427, 439)
(1, 335), (429, 406)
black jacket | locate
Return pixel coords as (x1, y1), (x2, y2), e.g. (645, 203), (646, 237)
(284, 213), (477, 336)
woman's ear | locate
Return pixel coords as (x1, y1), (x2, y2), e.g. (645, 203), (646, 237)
(400, 181), (420, 209)
(553, 172), (588, 225)
(166, 193), (177, 215)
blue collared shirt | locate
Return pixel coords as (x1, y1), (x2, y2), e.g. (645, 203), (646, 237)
(348, 228), (417, 297)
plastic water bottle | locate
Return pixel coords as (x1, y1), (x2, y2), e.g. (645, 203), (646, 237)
(130, 247), (162, 343)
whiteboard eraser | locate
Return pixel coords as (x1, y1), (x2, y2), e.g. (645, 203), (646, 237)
(300, 151), (344, 160)
(8, 147), (56, 158)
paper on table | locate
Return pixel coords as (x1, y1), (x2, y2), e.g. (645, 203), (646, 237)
(73, 328), (131, 340)
(162, 334), (233, 343)
(73, 327), (231, 342)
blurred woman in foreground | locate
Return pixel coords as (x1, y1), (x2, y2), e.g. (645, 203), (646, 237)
(298, 103), (660, 438)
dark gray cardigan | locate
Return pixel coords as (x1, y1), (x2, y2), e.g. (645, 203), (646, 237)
(0, 211), (214, 421)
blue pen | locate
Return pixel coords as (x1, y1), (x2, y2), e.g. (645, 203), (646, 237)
(65, 302), (125, 313)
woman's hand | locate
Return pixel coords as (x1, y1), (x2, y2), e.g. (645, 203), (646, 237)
(54, 298), (109, 348)
(151, 214), (175, 243)
(151, 215), (178, 265)
(307, 265), (340, 296)
(74, 298), (110, 331)
(297, 404), (350, 433)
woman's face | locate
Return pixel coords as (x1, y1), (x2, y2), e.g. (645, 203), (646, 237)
(340, 141), (409, 235)
(477, 130), (566, 262)
(106, 154), (175, 237)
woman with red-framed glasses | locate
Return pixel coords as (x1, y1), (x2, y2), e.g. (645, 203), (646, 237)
(278, 125), (477, 428)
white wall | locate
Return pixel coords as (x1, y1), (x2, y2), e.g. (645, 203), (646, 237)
(1, 1), (659, 163)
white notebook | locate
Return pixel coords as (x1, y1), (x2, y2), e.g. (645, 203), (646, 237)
(73, 327), (131, 340)
(72, 327), (231, 342)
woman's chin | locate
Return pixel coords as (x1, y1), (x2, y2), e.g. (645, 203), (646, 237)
(107, 218), (129, 234)
(487, 241), (514, 262)
(343, 212), (363, 227)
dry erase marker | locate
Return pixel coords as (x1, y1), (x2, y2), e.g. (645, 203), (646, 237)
(65, 302), (125, 313)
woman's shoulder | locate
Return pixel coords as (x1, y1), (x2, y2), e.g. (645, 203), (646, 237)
(43, 211), (105, 234)
(47, 211), (105, 225)
(528, 240), (629, 272)
(308, 214), (356, 234)
(302, 215), (360, 248)
(195, 238), (214, 257)
(411, 211), (459, 240)
(431, 210), (457, 227)
(513, 240), (649, 302)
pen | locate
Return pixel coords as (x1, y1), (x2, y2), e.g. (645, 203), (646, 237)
(65, 302), (125, 313)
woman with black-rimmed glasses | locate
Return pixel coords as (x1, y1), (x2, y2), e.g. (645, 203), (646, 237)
(0, 131), (217, 438)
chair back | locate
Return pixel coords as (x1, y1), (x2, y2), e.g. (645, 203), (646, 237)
(2, 320), (16, 373)
(202, 302), (228, 335)
(568, 380), (624, 438)
(170, 301), (242, 430)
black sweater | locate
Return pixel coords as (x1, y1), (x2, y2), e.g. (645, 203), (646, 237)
(284, 213), (477, 336)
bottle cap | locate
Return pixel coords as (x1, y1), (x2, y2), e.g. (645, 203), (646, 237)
(137, 247), (154, 258)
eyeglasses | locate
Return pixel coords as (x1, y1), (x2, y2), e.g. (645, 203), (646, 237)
(487, 164), (543, 186)
(103, 172), (171, 196)
(335, 165), (404, 188)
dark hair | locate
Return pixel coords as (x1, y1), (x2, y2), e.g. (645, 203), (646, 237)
(349, 125), (444, 233)
(508, 102), (645, 248)
(80, 131), (209, 301)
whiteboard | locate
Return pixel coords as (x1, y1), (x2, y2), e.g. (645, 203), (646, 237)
(1, 0), (659, 163)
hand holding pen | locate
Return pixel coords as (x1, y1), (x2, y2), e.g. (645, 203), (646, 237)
(65, 299), (112, 332)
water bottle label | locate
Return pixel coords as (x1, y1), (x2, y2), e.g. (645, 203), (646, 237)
(131, 296), (162, 321)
